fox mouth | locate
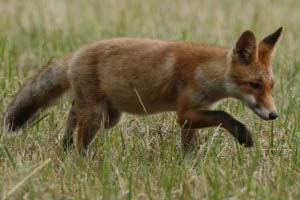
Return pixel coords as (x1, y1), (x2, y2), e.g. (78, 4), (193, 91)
(246, 103), (276, 120)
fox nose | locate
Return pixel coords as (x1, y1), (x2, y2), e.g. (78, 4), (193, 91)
(269, 112), (278, 120)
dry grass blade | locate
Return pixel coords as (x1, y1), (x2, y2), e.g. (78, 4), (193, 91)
(3, 159), (52, 199)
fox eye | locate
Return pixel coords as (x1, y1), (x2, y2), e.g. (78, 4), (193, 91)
(249, 82), (262, 90)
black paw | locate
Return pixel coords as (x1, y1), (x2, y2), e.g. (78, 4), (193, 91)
(234, 123), (254, 147)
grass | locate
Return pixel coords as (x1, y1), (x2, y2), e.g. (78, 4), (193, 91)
(0, 0), (300, 199)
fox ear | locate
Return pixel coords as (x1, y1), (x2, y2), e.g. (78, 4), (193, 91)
(259, 27), (283, 64)
(260, 27), (283, 47)
(233, 30), (257, 65)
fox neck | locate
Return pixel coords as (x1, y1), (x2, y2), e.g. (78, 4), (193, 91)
(192, 49), (236, 108)
(196, 49), (234, 95)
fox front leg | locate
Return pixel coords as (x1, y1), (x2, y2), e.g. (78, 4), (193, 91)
(177, 110), (253, 148)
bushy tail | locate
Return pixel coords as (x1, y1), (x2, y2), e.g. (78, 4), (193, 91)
(4, 60), (70, 131)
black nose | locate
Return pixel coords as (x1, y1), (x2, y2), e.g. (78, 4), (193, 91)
(269, 112), (278, 120)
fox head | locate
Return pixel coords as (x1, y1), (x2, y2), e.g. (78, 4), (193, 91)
(227, 27), (283, 120)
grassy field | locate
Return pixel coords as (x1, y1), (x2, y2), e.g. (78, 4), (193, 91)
(0, 0), (300, 199)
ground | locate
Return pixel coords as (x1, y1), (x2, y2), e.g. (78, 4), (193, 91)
(0, 0), (300, 199)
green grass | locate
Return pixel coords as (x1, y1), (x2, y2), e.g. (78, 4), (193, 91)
(1, 0), (300, 199)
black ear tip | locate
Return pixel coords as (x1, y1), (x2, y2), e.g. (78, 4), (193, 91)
(276, 26), (284, 34)
(263, 27), (283, 45)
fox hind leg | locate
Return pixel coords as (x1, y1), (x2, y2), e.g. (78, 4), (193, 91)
(75, 101), (122, 154)
(75, 103), (106, 154)
(62, 102), (77, 151)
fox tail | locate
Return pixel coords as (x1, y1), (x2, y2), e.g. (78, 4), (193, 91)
(4, 60), (70, 131)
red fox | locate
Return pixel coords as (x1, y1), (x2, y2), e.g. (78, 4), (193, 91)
(4, 27), (282, 153)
